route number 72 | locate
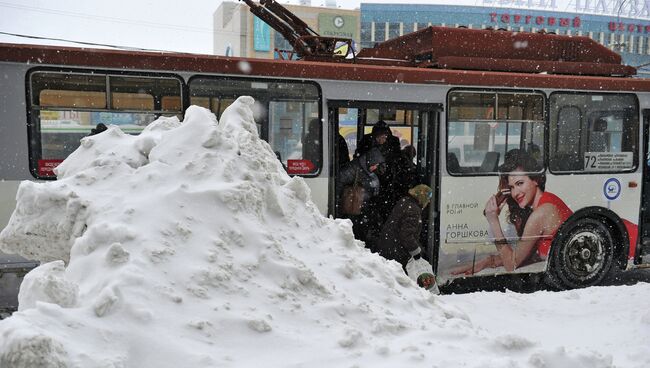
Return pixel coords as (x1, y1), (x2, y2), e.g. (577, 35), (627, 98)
(584, 155), (597, 169)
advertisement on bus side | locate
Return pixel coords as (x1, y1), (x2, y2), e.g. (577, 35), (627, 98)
(437, 153), (640, 284)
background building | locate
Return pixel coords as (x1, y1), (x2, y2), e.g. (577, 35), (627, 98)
(213, 1), (360, 59)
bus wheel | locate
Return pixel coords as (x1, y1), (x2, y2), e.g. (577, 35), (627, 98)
(548, 218), (614, 290)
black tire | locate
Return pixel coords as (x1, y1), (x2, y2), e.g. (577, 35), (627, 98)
(547, 218), (615, 290)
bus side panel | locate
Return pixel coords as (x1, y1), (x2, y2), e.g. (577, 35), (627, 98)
(0, 181), (21, 231)
(548, 173), (641, 263)
(303, 177), (329, 215)
(0, 62), (32, 231)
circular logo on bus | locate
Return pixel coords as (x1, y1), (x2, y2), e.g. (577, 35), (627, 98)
(603, 178), (621, 201)
(334, 16), (344, 28)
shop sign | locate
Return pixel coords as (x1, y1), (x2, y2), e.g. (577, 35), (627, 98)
(490, 12), (581, 27)
(318, 14), (357, 39)
(608, 22), (650, 33)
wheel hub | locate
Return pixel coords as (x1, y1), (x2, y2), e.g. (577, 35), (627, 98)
(564, 231), (604, 278)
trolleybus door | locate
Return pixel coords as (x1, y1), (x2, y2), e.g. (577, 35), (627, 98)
(327, 100), (441, 264)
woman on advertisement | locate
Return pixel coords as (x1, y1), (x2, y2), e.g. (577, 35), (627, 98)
(452, 150), (572, 275)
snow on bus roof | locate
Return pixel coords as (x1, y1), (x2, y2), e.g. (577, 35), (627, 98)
(0, 97), (648, 367)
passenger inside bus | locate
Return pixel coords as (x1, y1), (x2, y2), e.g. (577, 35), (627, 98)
(392, 145), (419, 200)
(302, 118), (321, 171)
(354, 120), (400, 158)
(337, 147), (385, 242)
(337, 132), (350, 167)
(368, 134), (401, 240)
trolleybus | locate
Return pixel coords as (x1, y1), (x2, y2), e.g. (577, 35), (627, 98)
(1, 1), (650, 296)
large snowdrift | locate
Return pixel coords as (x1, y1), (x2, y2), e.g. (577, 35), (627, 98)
(0, 97), (647, 368)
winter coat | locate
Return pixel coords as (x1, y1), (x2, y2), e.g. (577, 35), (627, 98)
(355, 133), (400, 159)
(374, 195), (423, 268)
(392, 151), (419, 198)
(337, 133), (350, 167)
(337, 147), (384, 203)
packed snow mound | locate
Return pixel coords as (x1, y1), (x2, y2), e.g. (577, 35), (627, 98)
(0, 98), (620, 367)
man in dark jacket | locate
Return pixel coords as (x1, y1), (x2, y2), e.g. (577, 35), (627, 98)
(356, 122), (402, 232)
(374, 184), (439, 293)
(354, 120), (400, 159)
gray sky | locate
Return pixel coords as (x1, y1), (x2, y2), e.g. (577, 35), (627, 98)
(0, 0), (589, 54)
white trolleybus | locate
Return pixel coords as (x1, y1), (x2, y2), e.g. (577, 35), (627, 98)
(1, 0), (650, 305)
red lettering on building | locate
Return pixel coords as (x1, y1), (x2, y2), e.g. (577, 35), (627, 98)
(573, 17), (581, 28)
(606, 20), (650, 33)
(487, 13), (581, 28)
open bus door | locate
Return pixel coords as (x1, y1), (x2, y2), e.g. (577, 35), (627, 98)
(327, 101), (442, 265)
(639, 109), (650, 264)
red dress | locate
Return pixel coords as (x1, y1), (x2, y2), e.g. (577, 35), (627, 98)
(535, 191), (572, 258)
(534, 192), (638, 260)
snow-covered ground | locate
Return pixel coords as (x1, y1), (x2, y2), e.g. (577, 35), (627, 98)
(0, 97), (648, 368)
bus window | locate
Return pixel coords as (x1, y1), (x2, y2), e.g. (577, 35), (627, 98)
(447, 91), (544, 175)
(110, 76), (181, 112)
(269, 100), (320, 174)
(28, 71), (183, 179)
(549, 93), (639, 173)
(553, 105), (582, 168)
(187, 96), (235, 119)
(189, 77), (322, 176)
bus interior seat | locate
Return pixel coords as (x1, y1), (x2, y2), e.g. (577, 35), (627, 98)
(479, 151), (500, 172)
(447, 152), (461, 174)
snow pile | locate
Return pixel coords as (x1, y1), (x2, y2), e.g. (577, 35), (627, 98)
(0, 97), (645, 367)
